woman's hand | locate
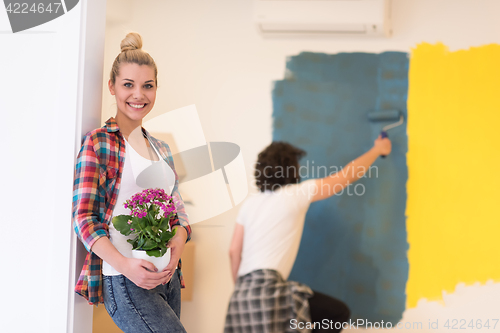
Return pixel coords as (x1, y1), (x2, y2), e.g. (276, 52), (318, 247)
(162, 227), (188, 284)
(120, 257), (171, 289)
(91, 237), (171, 289)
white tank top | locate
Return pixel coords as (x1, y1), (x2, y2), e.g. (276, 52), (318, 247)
(103, 138), (175, 276)
(236, 179), (317, 280)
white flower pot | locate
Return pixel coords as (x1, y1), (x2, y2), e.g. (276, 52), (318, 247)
(131, 248), (171, 272)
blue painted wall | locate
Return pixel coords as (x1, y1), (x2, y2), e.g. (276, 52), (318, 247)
(273, 52), (409, 323)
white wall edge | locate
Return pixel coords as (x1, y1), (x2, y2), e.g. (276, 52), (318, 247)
(67, 1), (108, 332)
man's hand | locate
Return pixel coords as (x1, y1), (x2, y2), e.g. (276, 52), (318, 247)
(374, 135), (392, 156)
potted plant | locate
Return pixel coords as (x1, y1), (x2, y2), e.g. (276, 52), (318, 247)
(112, 188), (177, 271)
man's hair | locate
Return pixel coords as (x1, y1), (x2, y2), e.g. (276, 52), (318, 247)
(254, 141), (306, 192)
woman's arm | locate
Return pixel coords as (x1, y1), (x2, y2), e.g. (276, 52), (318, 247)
(72, 134), (111, 251)
(161, 226), (188, 282)
(171, 188), (191, 241)
(229, 223), (244, 283)
(158, 138), (192, 241)
(161, 189), (190, 283)
(311, 136), (392, 202)
(156, 138), (191, 281)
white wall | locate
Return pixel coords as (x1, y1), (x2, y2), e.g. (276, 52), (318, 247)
(0, 2), (106, 332)
(0, 10), (79, 333)
(100, 0), (500, 332)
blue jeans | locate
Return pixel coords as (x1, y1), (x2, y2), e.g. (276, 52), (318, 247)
(103, 272), (186, 333)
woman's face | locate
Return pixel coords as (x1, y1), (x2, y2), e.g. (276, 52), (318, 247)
(109, 62), (157, 123)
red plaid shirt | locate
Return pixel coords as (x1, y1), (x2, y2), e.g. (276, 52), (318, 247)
(72, 117), (191, 305)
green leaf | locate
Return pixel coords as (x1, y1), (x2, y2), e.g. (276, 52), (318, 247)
(160, 229), (176, 243)
(149, 212), (158, 226)
(136, 216), (146, 229)
(146, 249), (162, 257)
(142, 238), (157, 250)
(127, 238), (139, 250)
(143, 226), (152, 237)
(159, 217), (169, 230)
(137, 237), (145, 249)
(112, 215), (133, 236)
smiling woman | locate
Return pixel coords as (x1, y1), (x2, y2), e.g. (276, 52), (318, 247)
(109, 62), (157, 138)
(72, 32), (191, 333)
(108, 33), (158, 139)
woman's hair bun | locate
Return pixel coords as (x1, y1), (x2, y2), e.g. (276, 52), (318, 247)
(110, 31), (157, 85)
(120, 32), (143, 52)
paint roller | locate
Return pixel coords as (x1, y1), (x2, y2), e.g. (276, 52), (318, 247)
(367, 110), (404, 157)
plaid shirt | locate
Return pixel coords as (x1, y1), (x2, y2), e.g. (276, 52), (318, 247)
(72, 117), (191, 305)
(225, 269), (313, 333)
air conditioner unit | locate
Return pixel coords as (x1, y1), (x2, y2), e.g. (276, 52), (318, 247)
(254, 0), (392, 37)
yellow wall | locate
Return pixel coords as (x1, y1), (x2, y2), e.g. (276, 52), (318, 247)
(406, 43), (500, 307)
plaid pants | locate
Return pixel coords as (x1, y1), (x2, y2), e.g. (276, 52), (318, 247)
(225, 269), (313, 333)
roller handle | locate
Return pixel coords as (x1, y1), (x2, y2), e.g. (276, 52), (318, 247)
(380, 131), (388, 158)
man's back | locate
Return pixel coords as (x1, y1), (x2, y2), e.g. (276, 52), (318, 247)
(236, 179), (317, 279)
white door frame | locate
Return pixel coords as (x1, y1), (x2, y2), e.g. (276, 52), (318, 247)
(67, 1), (107, 332)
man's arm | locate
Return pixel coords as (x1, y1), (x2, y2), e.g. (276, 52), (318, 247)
(229, 223), (244, 283)
(311, 136), (391, 202)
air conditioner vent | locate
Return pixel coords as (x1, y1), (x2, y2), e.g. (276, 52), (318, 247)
(254, 0), (392, 37)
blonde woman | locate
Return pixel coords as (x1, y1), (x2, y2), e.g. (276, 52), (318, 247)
(72, 32), (190, 333)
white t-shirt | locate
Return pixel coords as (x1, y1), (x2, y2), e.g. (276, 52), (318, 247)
(236, 179), (317, 280)
(103, 139), (175, 276)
